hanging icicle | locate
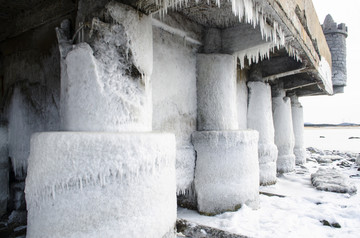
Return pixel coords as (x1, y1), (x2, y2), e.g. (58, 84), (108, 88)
(154, 0), (301, 66)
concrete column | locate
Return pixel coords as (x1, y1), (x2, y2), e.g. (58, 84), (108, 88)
(291, 95), (306, 165)
(193, 54), (259, 215)
(272, 86), (295, 173)
(26, 2), (176, 238)
(247, 66), (278, 185)
(237, 67), (248, 129)
(0, 122), (8, 217)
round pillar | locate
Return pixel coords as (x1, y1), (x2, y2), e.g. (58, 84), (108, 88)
(193, 131), (259, 215)
(247, 81), (278, 185)
(272, 89), (295, 173)
(196, 54), (238, 131)
(291, 95), (306, 165)
(193, 54), (259, 214)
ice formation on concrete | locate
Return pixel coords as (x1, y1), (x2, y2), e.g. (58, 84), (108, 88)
(247, 81), (278, 185)
(176, 147), (196, 194)
(272, 90), (295, 173)
(155, 0), (297, 68)
(152, 25), (198, 194)
(193, 130), (259, 215)
(0, 122), (8, 216)
(311, 168), (357, 195)
(237, 70), (248, 129)
(61, 2), (153, 132)
(236, 42), (272, 69)
(8, 88), (42, 177)
(290, 95), (306, 165)
(196, 54), (238, 131)
(318, 56), (333, 95)
(25, 132), (176, 238)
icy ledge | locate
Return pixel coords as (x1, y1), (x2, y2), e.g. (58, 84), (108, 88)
(25, 132), (176, 238)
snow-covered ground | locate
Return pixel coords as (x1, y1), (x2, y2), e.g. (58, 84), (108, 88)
(178, 146), (360, 237)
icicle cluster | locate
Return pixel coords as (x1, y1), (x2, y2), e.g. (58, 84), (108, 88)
(154, 0), (297, 67)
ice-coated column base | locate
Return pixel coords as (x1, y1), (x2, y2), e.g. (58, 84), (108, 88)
(258, 143), (278, 185)
(25, 132), (176, 238)
(193, 130), (259, 215)
(247, 81), (278, 185)
(176, 146), (196, 194)
(291, 96), (306, 165)
(272, 92), (295, 173)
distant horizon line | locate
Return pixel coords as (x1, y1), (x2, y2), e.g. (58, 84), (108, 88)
(304, 122), (360, 127)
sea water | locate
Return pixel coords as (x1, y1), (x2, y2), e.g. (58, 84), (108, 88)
(304, 127), (360, 153)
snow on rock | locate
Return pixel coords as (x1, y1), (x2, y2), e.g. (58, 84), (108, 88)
(356, 155), (360, 166)
(0, 122), (8, 216)
(196, 54), (238, 131)
(272, 90), (295, 173)
(192, 130), (259, 215)
(61, 2), (153, 132)
(25, 132), (176, 238)
(311, 168), (357, 195)
(247, 81), (277, 185)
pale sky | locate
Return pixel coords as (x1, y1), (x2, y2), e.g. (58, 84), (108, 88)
(299, 0), (360, 124)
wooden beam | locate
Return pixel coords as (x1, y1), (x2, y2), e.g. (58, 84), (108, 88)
(263, 67), (309, 82)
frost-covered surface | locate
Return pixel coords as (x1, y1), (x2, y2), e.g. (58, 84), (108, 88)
(8, 88), (44, 177)
(155, 0), (291, 68)
(196, 54), (237, 131)
(192, 130), (259, 215)
(247, 81), (277, 185)
(178, 147), (360, 238)
(237, 70), (248, 129)
(272, 92), (295, 173)
(291, 96), (306, 165)
(61, 2), (153, 132)
(318, 56), (333, 95)
(0, 124), (8, 216)
(311, 168), (357, 194)
(152, 26), (197, 193)
(26, 132), (176, 238)
(175, 147), (196, 194)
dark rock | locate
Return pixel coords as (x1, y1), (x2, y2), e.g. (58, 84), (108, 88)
(320, 220), (341, 228)
(176, 219), (250, 238)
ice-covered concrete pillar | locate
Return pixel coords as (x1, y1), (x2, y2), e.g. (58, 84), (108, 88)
(193, 54), (259, 215)
(272, 85), (295, 173)
(291, 95), (306, 165)
(25, 2), (176, 238)
(0, 121), (8, 217)
(247, 65), (278, 185)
